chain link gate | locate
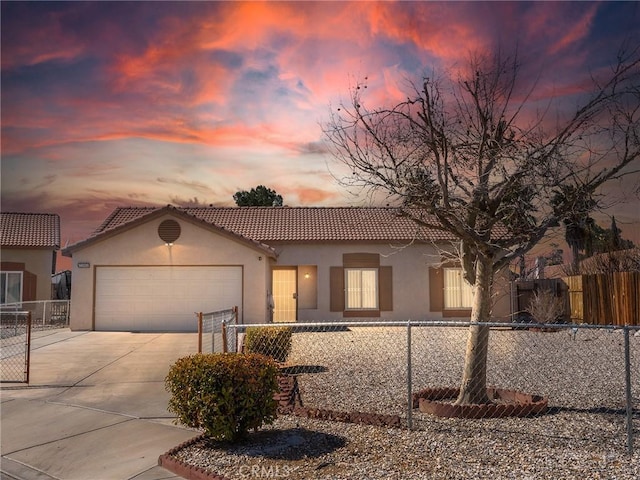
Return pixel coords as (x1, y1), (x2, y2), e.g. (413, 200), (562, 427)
(0, 310), (32, 383)
(197, 307), (238, 354)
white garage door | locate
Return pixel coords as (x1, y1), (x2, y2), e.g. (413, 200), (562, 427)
(95, 266), (242, 332)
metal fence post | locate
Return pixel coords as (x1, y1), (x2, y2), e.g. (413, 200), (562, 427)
(25, 311), (32, 384)
(222, 322), (228, 353)
(407, 320), (413, 430)
(624, 326), (633, 454)
(233, 306), (239, 352)
(197, 312), (203, 353)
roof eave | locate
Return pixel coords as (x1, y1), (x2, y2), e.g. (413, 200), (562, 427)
(62, 205), (277, 259)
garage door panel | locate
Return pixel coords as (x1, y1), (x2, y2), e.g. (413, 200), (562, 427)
(95, 266), (242, 332)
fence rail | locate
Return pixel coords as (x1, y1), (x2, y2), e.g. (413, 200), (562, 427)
(228, 320), (639, 454)
(0, 300), (70, 331)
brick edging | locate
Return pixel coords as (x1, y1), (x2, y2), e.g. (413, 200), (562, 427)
(277, 373), (402, 427)
(159, 374), (403, 479)
(159, 451), (231, 480)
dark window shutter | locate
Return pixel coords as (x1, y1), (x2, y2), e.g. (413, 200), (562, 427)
(23, 271), (37, 301)
(379, 266), (393, 311)
(429, 267), (444, 312)
(329, 267), (345, 312)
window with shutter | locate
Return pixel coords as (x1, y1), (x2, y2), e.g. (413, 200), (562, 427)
(330, 254), (392, 316)
(429, 265), (472, 317)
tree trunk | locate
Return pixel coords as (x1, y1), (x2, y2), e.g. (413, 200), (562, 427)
(570, 242), (580, 274)
(455, 255), (493, 405)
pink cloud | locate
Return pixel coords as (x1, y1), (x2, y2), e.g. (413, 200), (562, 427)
(4, 1), (637, 252)
(547, 3), (600, 56)
(291, 186), (339, 205)
(1, 10), (85, 69)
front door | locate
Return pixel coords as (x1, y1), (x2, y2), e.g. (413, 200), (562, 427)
(272, 268), (297, 322)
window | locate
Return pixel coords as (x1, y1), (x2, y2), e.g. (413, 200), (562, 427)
(1, 271), (23, 304)
(443, 268), (473, 309)
(330, 253), (392, 316)
(345, 268), (378, 310)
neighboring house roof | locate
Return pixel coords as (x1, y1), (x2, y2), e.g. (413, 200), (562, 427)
(88, 205), (456, 244)
(541, 248), (640, 278)
(0, 212), (61, 249)
(62, 206), (277, 257)
(579, 247), (640, 274)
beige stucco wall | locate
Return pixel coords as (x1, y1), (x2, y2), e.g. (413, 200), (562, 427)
(66, 212), (513, 330)
(66, 214), (272, 330)
(1, 247), (55, 301)
(272, 241), (512, 322)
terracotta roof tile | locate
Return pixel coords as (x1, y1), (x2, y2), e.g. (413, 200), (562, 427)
(92, 206), (456, 243)
(1, 212), (61, 248)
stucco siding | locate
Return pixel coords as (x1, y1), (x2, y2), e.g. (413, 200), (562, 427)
(272, 242), (441, 322)
(1, 248), (54, 301)
(273, 242), (512, 322)
(67, 214), (271, 330)
(66, 210), (513, 330)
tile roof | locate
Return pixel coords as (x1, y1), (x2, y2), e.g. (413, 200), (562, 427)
(1, 212), (61, 248)
(92, 206), (456, 243)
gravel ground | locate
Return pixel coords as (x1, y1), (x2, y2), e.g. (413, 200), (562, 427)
(169, 326), (640, 479)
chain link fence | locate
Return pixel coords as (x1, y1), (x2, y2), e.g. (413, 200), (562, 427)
(197, 307), (238, 354)
(0, 310), (32, 383)
(227, 321), (639, 454)
(1, 301), (70, 383)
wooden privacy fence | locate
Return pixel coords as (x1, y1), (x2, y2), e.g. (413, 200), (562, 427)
(514, 273), (639, 326)
(569, 272), (640, 326)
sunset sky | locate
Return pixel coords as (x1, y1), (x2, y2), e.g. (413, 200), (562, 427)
(2, 1), (639, 270)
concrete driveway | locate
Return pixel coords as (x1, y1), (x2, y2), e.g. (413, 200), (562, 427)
(1, 330), (200, 480)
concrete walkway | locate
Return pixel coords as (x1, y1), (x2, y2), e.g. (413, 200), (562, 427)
(1, 330), (200, 480)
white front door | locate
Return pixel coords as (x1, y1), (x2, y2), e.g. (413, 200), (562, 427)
(272, 268), (297, 322)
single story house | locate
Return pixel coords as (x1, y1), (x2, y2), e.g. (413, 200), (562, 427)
(62, 205), (511, 332)
(1, 212), (61, 303)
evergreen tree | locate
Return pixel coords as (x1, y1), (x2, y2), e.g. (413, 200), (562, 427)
(233, 186), (283, 206)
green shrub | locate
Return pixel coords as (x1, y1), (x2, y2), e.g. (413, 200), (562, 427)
(244, 326), (292, 363)
(165, 353), (279, 442)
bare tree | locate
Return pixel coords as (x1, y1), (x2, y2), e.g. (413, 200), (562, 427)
(324, 49), (640, 405)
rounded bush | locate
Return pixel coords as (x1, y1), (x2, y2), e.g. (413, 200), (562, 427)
(244, 326), (293, 363)
(165, 353), (279, 442)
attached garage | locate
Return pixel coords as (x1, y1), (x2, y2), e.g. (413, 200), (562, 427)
(95, 266), (243, 332)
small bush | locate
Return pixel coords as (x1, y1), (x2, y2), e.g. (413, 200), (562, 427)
(244, 326), (292, 363)
(165, 353), (279, 442)
(527, 289), (565, 324)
